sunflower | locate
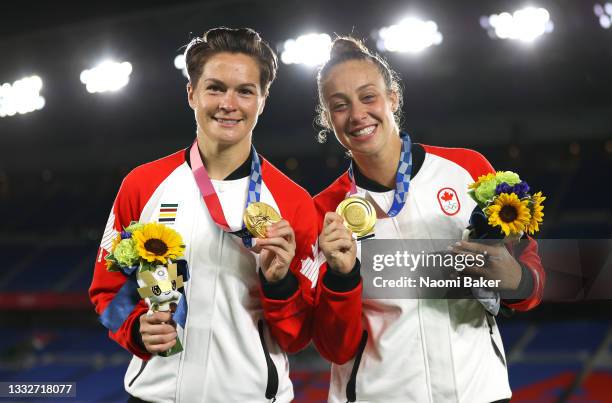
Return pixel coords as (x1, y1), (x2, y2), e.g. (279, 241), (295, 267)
(468, 172), (496, 189)
(132, 222), (185, 264)
(485, 193), (531, 236)
(111, 233), (122, 251)
(525, 191), (545, 234)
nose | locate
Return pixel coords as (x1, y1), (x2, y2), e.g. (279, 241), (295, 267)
(348, 103), (367, 126)
(219, 90), (238, 112)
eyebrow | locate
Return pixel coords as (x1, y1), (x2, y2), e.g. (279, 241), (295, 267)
(203, 78), (258, 89)
(329, 83), (377, 99)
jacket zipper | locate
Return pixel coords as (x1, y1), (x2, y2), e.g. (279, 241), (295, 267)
(128, 359), (148, 387)
(257, 319), (278, 401)
(346, 330), (368, 403)
(486, 313), (507, 367)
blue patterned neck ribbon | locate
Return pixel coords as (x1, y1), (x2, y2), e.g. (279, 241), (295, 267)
(348, 132), (413, 218)
(241, 145), (262, 248)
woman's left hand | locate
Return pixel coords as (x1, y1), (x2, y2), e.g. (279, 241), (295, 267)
(449, 240), (522, 290)
(253, 219), (296, 283)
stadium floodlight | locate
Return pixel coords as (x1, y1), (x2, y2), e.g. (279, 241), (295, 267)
(376, 17), (443, 53)
(0, 75), (45, 118)
(80, 60), (132, 94)
(481, 7), (553, 42)
(174, 54), (189, 79)
(280, 33), (332, 66)
(593, 3), (612, 29)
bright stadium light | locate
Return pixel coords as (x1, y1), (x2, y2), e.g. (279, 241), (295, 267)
(481, 7), (553, 42)
(80, 60), (132, 94)
(0, 75), (45, 118)
(280, 33), (332, 66)
(376, 17), (443, 53)
(174, 54), (188, 78)
(593, 2), (612, 29)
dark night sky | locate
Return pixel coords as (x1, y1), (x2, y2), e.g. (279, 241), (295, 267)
(1, 0), (611, 173)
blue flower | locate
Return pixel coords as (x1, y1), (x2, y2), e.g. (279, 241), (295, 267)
(495, 181), (530, 198)
(120, 230), (132, 240)
(495, 183), (513, 195)
(513, 181), (530, 198)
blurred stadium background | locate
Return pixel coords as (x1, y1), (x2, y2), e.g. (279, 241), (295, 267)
(0, 0), (611, 402)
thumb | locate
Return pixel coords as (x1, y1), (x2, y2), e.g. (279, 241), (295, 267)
(249, 238), (262, 253)
(324, 212), (338, 226)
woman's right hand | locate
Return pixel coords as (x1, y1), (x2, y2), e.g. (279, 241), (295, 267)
(319, 212), (357, 274)
(139, 311), (177, 354)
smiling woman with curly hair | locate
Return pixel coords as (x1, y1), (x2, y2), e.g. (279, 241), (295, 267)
(311, 36), (547, 403)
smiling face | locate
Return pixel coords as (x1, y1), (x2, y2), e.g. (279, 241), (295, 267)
(321, 59), (399, 158)
(187, 52), (266, 148)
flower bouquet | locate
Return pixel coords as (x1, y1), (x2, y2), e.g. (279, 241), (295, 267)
(467, 171), (545, 240)
(106, 222), (186, 356)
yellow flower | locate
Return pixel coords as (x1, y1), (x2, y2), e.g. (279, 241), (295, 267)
(525, 191), (545, 234)
(132, 223), (185, 264)
(468, 172), (496, 189)
(111, 233), (122, 251)
(486, 193), (531, 236)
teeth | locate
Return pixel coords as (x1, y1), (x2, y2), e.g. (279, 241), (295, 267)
(216, 118), (240, 124)
(353, 125), (375, 136)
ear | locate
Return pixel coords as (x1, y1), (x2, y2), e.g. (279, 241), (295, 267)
(187, 82), (196, 110)
(389, 89), (399, 113)
(257, 92), (267, 116)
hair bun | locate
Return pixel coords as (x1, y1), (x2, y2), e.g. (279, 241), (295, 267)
(329, 37), (370, 59)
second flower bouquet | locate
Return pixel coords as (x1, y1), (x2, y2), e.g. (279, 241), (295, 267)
(468, 171), (545, 239)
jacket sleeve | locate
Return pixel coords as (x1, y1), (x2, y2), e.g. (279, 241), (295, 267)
(89, 176), (152, 360)
(502, 235), (545, 311)
(311, 196), (364, 364)
(259, 196), (321, 353)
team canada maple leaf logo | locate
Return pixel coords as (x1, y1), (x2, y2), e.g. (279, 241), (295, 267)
(441, 191), (454, 202)
(437, 187), (460, 216)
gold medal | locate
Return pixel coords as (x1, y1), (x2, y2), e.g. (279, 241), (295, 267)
(336, 196), (376, 237)
(244, 202), (281, 238)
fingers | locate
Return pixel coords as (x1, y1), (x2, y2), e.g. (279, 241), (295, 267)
(449, 240), (489, 253)
(142, 334), (177, 354)
(324, 212), (344, 227)
(448, 240), (491, 260)
(256, 236), (294, 253)
(142, 311), (172, 325)
(249, 239), (262, 253)
(249, 220), (295, 256)
(324, 238), (354, 254)
(322, 227), (353, 244)
(139, 312), (177, 354)
(322, 215), (351, 239)
(449, 241), (512, 265)
(259, 244), (292, 264)
(459, 265), (487, 277)
(266, 220), (295, 243)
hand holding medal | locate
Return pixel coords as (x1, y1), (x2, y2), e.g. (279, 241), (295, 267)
(245, 202), (296, 283)
(318, 209), (359, 275)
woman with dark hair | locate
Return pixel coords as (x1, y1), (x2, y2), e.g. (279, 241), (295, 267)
(314, 37), (545, 403)
(90, 27), (348, 402)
